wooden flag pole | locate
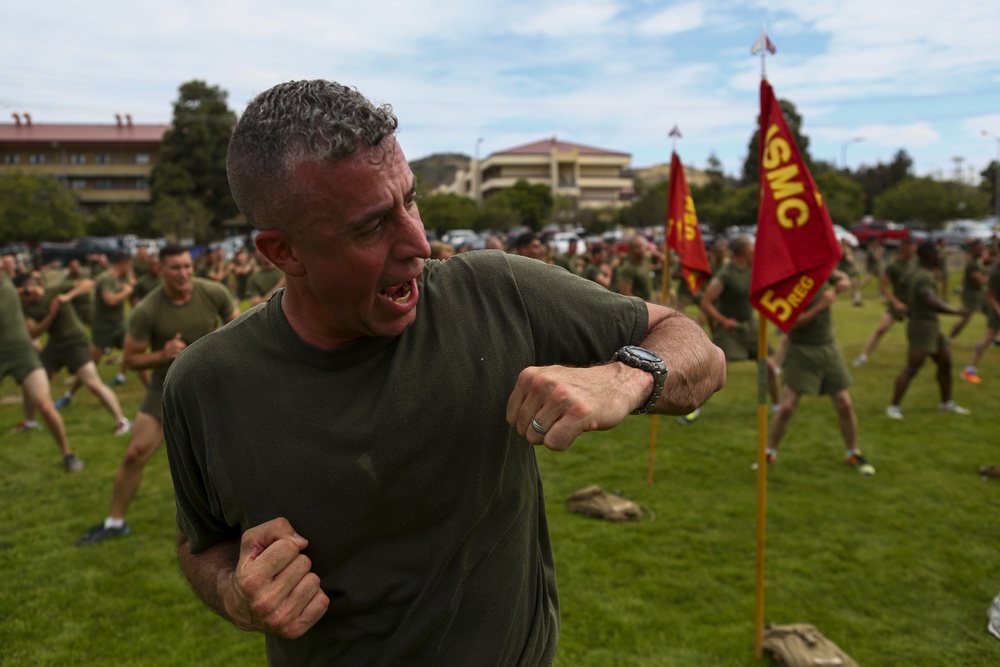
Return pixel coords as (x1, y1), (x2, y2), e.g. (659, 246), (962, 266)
(753, 316), (769, 659)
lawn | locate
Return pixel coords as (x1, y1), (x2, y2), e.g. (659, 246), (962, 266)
(1, 286), (998, 666)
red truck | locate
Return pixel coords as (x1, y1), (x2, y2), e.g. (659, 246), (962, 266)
(848, 218), (911, 247)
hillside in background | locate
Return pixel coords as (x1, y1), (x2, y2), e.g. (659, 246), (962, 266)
(410, 152), (469, 193)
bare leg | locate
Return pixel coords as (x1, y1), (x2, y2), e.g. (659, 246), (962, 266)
(968, 326), (998, 369)
(76, 361), (126, 423)
(767, 357), (782, 405)
(767, 386), (800, 452)
(891, 346), (927, 407)
(831, 389), (858, 451)
(934, 345), (953, 404)
(21, 368), (72, 458)
(859, 312), (896, 360)
(108, 412), (163, 520)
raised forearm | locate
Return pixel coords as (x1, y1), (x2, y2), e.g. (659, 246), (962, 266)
(177, 533), (249, 630)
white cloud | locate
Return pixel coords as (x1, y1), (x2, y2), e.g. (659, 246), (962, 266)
(637, 2), (705, 36)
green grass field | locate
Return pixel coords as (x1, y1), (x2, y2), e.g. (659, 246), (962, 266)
(2, 285), (998, 666)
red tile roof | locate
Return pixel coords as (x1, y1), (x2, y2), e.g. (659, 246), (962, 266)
(494, 137), (629, 157)
(0, 123), (169, 144)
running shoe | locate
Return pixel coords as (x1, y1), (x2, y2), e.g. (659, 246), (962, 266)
(846, 452), (876, 475)
(54, 393), (73, 409)
(113, 418), (132, 437)
(961, 369), (982, 384)
(106, 374), (126, 387)
(885, 406), (904, 420)
(852, 354), (868, 368)
(939, 401), (971, 415)
(13, 420), (42, 433)
(676, 408), (700, 425)
(64, 453), (84, 472)
(76, 521), (130, 547)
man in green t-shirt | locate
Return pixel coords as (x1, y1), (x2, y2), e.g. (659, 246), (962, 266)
(961, 258), (1000, 384)
(245, 252), (285, 307)
(17, 274), (131, 436)
(949, 239), (989, 342)
(853, 238), (917, 367)
(90, 251), (137, 387)
(616, 235), (658, 302)
(767, 270), (874, 474)
(1, 268), (82, 471)
(582, 242), (613, 290)
(887, 242), (971, 419)
(158, 79), (727, 667)
(701, 235), (781, 407)
(76, 244), (239, 547)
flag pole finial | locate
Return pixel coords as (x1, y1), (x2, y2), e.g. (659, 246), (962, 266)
(751, 24), (777, 81)
(668, 125), (682, 153)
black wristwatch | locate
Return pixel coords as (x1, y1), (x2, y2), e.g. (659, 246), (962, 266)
(614, 345), (668, 414)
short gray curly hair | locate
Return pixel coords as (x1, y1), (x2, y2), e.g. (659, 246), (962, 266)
(227, 80), (398, 231)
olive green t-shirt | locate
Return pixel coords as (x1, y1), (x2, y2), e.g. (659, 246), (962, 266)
(0, 273), (33, 348)
(713, 262), (754, 323)
(617, 257), (653, 301)
(885, 256), (916, 298)
(962, 257), (986, 310)
(132, 273), (162, 303)
(92, 270), (127, 336)
(245, 267), (283, 300)
(22, 285), (88, 342)
(907, 267), (939, 323)
(164, 251), (648, 667)
(127, 277), (234, 382)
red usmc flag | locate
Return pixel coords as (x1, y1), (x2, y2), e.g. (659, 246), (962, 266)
(666, 151), (711, 295)
(750, 80), (842, 332)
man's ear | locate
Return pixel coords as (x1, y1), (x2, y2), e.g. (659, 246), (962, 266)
(255, 230), (305, 278)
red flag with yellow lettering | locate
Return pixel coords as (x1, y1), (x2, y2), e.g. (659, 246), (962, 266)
(666, 151), (711, 295)
(750, 80), (842, 332)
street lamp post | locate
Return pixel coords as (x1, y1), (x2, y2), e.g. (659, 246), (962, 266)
(474, 138), (483, 204)
(840, 136), (864, 170)
(983, 131), (1000, 221)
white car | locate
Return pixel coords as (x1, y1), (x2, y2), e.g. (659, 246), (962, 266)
(833, 225), (859, 248)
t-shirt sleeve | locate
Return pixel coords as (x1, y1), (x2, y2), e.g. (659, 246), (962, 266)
(504, 254), (648, 366)
(127, 300), (152, 342)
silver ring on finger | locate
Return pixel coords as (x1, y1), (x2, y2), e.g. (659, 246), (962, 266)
(530, 419), (549, 435)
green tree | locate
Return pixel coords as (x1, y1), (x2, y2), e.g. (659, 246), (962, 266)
(619, 180), (667, 229)
(852, 149), (914, 213)
(873, 177), (990, 228)
(86, 203), (141, 237)
(416, 193), (478, 235)
(150, 195), (213, 243)
(475, 193), (521, 231)
(0, 171), (85, 243)
(814, 170), (866, 227)
(151, 80), (238, 236)
(980, 160), (999, 216)
(742, 98), (812, 186)
(502, 179), (554, 230)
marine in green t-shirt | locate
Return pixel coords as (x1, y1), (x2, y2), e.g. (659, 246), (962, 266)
(852, 239), (917, 368)
(961, 260), (1000, 384)
(769, 270), (873, 474)
(615, 235), (656, 302)
(887, 242), (971, 420)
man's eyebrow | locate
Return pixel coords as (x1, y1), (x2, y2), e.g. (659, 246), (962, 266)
(349, 172), (418, 231)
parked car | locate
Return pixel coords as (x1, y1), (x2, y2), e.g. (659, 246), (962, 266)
(932, 219), (996, 247)
(37, 237), (119, 266)
(848, 218), (910, 247)
(833, 225), (859, 248)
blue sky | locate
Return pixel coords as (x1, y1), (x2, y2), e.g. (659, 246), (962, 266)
(3, 1), (1000, 181)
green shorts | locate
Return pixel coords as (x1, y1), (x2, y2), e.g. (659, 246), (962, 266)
(0, 340), (43, 384)
(40, 335), (93, 376)
(712, 321), (771, 361)
(92, 325), (126, 351)
(907, 319), (946, 355)
(962, 290), (986, 313)
(988, 307), (1000, 332)
(139, 372), (166, 421)
(782, 342), (852, 396)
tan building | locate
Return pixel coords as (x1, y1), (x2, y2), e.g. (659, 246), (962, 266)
(0, 113), (169, 215)
(448, 137), (634, 210)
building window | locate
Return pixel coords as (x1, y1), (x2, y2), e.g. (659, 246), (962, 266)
(135, 153), (150, 165)
(95, 154), (112, 165)
(71, 179), (87, 190)
(3, 154), (19, 165)
(70, 154), (87, 165)
(135, 179), (149, 190)
(95, 179), (112, 190)
(29, 154), (46, 165)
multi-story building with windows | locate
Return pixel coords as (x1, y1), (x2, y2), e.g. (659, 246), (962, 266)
(0, 113), (169, 215)
(447, 137), (634, 210)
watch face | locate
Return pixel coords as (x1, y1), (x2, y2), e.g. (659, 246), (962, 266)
(624, 345), (662, 365)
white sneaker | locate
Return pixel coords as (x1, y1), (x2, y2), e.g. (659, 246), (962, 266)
(113, 418), (132, 436)
(939, 401), (970, 415)
(886, 406), (904, 420)
(852, 354), (868, 368)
